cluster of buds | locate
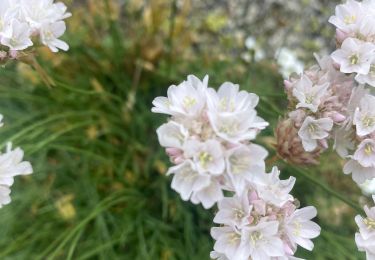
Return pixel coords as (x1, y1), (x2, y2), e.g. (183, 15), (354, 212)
(0, 116), (33, 208)
(152, 75), (321, 259)
(152, 75), (268, 208)
(0, 0), (71, 64)
(210, 167), (320, 260)
(355, 196), (375, 259)
(277, 0), (375, 189)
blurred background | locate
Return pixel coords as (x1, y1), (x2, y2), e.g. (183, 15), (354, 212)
(0, 0), (369, 259)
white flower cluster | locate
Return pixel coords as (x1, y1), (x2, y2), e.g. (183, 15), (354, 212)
(330, 0), (375, 87)
(153, 75), (321, 259)
(355, 196), (375, 260)
(152, 75), (268, 209)
(281, 0), (375, 190)
(210, 167), (321, 260)
(0, 116), (33, 208)
(0, 0), (71, 59)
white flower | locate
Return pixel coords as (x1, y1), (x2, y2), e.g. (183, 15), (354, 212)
(156, 121), (188, 149)
(0, 143), (33, 208)
(284, 206), (321, 252)
(331, 38), (375, 75)
(344, 158), (375, 185)
(214, 192), (252, 228)
(185, 139), (225, 175)
(359, 178), (375, 196)
(225, 144), (268, 194)
(333, 127), (355, 158)
(353, 139), (375, 168)
(329, 0), (364, 33)
(353, 94), (375, 136)
(40, 21), (68, 52)
(211, 226), (246, 260)
(151, 75), (208, 117)
(1, 19), (32, 51)
(241, 221), (285, 260)
(252, 167), (295, 207)
(206, 82), (259, 115)
(355, 196), (375, 259)
(208, 111), (268, 143)
(292, 75), (329, 112)
(20, 0), (71, 30)
(298, 116), (333, 152)
(167, 160), (210, 201)
(191, 177), (223, 209)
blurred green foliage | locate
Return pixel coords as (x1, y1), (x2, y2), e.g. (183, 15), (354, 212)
(0, 0), (369, 259)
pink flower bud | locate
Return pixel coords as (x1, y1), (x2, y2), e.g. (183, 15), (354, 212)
(335, 29), (349, 45)
(331, 112), (346, 123)
(9, 50), (18, 59)
(318, 139), (328, 149)
(284, 80), (293, 90)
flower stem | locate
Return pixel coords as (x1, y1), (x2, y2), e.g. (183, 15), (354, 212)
(283, 163), (363, 213)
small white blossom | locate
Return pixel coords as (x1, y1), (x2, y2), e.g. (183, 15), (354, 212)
(355, 195), (375, 259)
(359, 178), (375, 196)
(298, 116), (333, 152)
(329, 0), (364, 34)
(241, 221), (285, 260)
(185, 139), (225, 175)
(167, 160), (210, 201)
(331, 38), (375, 75)
(344, 158), (375, 185)
(214, 192), (252, 228)
(191, 178), (224, 209)
(353, 139), (375, 168)
(1, 19), (32, 51)
(40, 21), (69, 52)
(156, 121), (188, 149)
(284, 206), (321, 252)
(152, 75), (208, 117)
(292, 75), (329, 112)
(0, 143), (33, 208)
(353, 94), (375, 136)
(252, 167), (296, 207)
(226, 144), (268, 194)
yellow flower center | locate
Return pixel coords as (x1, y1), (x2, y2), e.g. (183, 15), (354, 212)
(364, 217), (375, 230)
(344, 15), (357, 24)
(199, 152), (212, 168)
(183, 96), (197, 109)
(349, 54), (359, 65)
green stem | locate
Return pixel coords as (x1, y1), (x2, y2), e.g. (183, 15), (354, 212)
(285, 163), (363, 213)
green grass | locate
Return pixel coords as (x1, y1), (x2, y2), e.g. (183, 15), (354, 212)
(0, 1), (367, 259)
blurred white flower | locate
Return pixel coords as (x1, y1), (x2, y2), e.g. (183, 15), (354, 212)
(0, 0), (70, 53)
(0, 143), (33, 208)
(344, 158), (375, 185)
(329, 0), (364, 34)
(152, 75), (208, 118)
(284, 206), (321, 252)
(298, 116), (333, 152)
(40, 21), (69, 52)
(292, 75), (329, 113)
(276, 48), (304, 78)
(1, 19), (32, 51)
(353, 139), (375, 168)
(353, 94), (375, 137)
(355, 195), (375, 259)
(359, 178), (375, 196)
(240, 221), (284, 260)
(331, 38), (375, 75)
